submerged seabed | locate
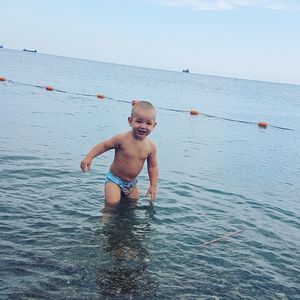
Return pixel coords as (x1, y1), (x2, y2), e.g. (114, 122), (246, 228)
(0, 49), (300, 299)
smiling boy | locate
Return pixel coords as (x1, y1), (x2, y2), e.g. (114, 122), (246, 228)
(80, 101), (158, 207)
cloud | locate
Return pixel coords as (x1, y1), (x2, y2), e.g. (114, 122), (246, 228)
(145, 0), (300, 11)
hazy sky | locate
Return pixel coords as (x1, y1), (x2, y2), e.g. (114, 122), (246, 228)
(1, 0), (300, 85)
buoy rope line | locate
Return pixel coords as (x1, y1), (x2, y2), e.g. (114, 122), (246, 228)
(0, 76), (294, 131)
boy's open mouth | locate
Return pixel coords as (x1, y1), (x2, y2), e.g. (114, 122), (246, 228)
(137, 129), (147, 135)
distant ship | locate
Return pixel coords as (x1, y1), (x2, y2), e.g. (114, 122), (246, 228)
(23, 48), (37, 53)
(182, 69), (189, 73)
(0, 45), (3, 48)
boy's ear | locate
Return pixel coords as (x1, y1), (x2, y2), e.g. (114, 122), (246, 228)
(128, 116), (132, 126)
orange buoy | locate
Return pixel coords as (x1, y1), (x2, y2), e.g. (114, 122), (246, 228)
(190, 109), (200, 115)
(45, 86), (54, 91)
(96, 94), (105, 99)
(258, 121), (268, 128)
(0, 77), (6, 81)
(132, 100), (139, 106)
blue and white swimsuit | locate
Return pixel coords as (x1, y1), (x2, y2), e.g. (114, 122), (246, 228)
(105, 171), (138, 195)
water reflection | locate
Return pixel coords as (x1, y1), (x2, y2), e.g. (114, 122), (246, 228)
(97, 200), (158, 298)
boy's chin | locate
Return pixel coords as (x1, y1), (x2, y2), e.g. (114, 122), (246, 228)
(133, 131), (147, 139)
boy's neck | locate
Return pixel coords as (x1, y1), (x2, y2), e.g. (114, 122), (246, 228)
(130, 130), (147, 141)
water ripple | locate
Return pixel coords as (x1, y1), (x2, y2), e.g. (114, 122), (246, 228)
(1, 51), (300, 298)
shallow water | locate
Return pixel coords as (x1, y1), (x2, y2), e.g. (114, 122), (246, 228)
(1, 49), (300, 299)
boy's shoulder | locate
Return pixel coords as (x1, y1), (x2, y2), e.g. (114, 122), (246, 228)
(146, 137), (157, 153)
(112, 131), (131, 140)
(147, 136), (156, 146)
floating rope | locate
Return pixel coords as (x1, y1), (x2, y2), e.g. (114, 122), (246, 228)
(200, 229), (244, 247)
(0, 77), (294, 131)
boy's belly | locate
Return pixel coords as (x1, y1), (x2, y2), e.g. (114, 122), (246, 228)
(110, 159), (144, 181)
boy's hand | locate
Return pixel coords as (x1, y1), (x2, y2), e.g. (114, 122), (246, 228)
(80, 157), (92, 173)
(145, 185), (157, 205)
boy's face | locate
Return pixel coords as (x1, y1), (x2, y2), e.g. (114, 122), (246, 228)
(128, 108), (157, 139)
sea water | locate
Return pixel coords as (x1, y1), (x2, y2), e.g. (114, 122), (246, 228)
(0, 48), (299, 299)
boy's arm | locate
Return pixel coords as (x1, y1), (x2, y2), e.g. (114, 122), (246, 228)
(80, 134), (122, 173)
(146, 144), (158, 204)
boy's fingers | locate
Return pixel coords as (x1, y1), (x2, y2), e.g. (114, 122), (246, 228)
(80, 162), (84, 172)
(145, 190), (156, 205)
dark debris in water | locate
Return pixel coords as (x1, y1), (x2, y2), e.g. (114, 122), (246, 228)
(97, 266), (158, 298)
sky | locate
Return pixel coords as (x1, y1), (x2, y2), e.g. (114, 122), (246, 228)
(1, 0), (300, 85)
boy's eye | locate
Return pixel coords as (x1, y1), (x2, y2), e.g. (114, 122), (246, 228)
(147, 122), (153, 125)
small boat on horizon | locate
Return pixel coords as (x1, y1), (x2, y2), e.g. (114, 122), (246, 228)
(182, 69), (189, 73)
(0, 45), (3, 48)
(23, 48), (37, 53)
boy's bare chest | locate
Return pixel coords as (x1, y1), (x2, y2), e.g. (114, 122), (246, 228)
(118, 141), (149, 161)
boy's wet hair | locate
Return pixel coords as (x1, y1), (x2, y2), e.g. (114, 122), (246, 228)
(131, 101), (156, 119)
